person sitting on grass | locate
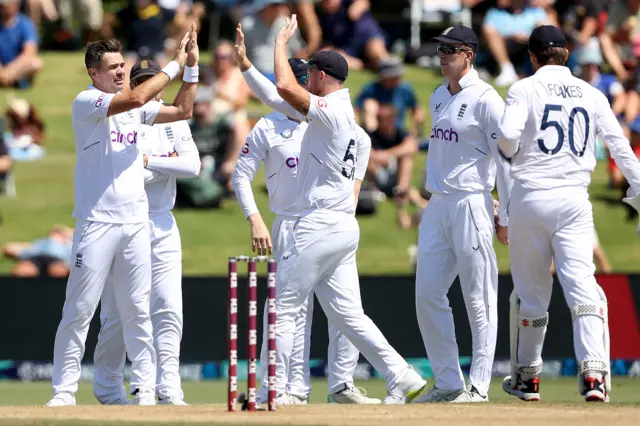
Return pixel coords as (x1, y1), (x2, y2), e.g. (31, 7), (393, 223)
(2, 224), (73, 278)
(0, 0), (43, 89)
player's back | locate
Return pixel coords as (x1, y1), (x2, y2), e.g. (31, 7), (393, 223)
(510, 66), (605, 191)
(295, 89), (359, 216)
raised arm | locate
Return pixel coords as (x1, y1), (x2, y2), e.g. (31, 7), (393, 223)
(107, 31), (191, 117)
(154, 23), (200, 124)
(233, 24), (305, 120)
(274, 15), (311, 116)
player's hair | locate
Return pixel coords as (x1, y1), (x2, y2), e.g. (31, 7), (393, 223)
(84, 39), (123, 70)
(531, 47), (568, 66)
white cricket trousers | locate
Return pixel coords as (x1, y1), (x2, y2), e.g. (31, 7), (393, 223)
(52, 219), (156, 396)
(509, 183), (606, 366)
(93, 212), (184, 401)
(257, 216), (360, 401)
(273, 209), (409, 395)
(415, 191), (498, 396)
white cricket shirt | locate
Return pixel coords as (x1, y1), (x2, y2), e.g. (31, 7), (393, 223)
(297, 89), (360, 216)
(139, 105), (201, 214)
(427, 68), (512, 225)
(234, 111), (306, 218)
(498, 65), (640, 191)
(71, 85), (160, 223)
(232, 109), (371, 219)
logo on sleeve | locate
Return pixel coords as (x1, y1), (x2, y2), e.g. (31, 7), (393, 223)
(317, 99), (327, 108)
(95, 93), (106, 108)
(435, 103), (441, 112)
(241, 143), (249, 155)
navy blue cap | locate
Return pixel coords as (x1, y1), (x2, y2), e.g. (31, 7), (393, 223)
(303, 50), (348, 82)
(130, 59), (161, 82)
(529, 25), (567, 52)
(433, 26), (478, 52)
(288, 58), (309, 82)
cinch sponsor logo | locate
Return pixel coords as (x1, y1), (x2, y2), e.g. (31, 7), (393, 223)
(111, 130), (138, 145)
(152, 151), (173, 158)
(285, 156), (299, 168)
(430, 127), (459, 143)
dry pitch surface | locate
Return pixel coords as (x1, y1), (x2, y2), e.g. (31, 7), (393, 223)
(1, 404), (639, 426)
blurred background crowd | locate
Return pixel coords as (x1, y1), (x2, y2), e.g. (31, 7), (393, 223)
(1, 0), (639, 278)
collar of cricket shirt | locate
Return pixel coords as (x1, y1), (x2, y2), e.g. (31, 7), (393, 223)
(323, 88), (351, 101)
(442, 67), (480, 91)
(535, 65), (572, 76)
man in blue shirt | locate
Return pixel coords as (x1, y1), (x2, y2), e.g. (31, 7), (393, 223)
(355, 57), (424, 136)
(0, 0), (42, 89)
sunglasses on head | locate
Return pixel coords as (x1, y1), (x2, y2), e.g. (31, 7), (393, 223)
(437, 44), (470, 55)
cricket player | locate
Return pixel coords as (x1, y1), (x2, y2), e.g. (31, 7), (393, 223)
(497, 25), (640, 402)
(414, 25), (512, 403)
(91, 59), (201, 406)
(47, 26), (199, 407)
(262, 15), (428, 404)
(232, 45), (379, 404)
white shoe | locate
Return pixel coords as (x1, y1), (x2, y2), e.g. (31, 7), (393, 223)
(46, 392), (76, 407)
(328, 383), (381, 404)
(466, 385), (489, 402)
(277, 392), (307, 405)
(383, 366), (427, 404)
(99, 395), (132, 405)
(158, 395), (189, 405)
(413, 385), (465, 403)
(133, 388), (156, 406)
(495, 65), (518, 87)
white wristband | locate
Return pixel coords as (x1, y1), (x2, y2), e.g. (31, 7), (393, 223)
(183, 65), (199, 83)
(161, 61), (181, 81)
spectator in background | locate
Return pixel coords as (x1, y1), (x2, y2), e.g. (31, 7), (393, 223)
(4, 95), (45, 161)
(610, 117), (640, 220)
(176, 87), (230, 208)
(2, 224), (73, 278)
(240, 0), (305, 80)
(24, 0), (58, 34)
(576, 37), (626, 117)
(203, 40), (250, 181)
(104, 0), (175, 70)
(0, 124), (11, 196)
(482, 0), (548, 86)
(554, 0), (604, 49)
(0, 0), (42, 89)
(316, 0), (389, 70)
(600, 0), (640, 83)
(161, 0), (206, 56)
(355, 57), (424, 137)
(56, 0), (102, 43)
(365, 105), (418, 212)
(288, 0), (322, 57)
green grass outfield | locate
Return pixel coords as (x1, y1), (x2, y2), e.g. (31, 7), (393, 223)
(1, 53), (640, 275)
(0, 379), (638, 425)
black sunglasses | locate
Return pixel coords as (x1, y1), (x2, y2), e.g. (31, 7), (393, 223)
(437, 44), (471, 55)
